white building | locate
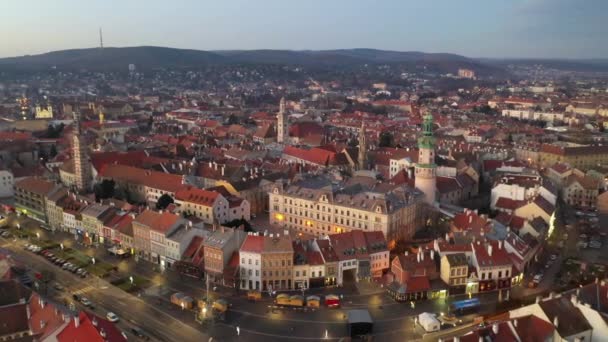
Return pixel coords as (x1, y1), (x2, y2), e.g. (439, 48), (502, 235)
(239, 233), (263, 291)
(0, 170), (14, 197)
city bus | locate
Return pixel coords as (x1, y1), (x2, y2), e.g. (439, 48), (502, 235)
(449, 298), (481, 316)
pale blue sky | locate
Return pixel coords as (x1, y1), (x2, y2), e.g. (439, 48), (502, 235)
(1, 0), (606, 58)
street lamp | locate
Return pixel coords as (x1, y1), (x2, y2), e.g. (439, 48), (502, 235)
(202, 306), (207, 318)
(36, 232), (40, 240)
(60, 243), (64, 250)
(129, 276), (134, 284)
(91, 257), (96, 265)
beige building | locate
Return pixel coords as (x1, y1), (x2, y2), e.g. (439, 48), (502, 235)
(269, 178), (423, 242)
(240, 233), (294, 291)
(563, 174), (601, 209)
(15, 177), (57, 222)
(203, 226), (246, 285)
(440, 253), (469, 288)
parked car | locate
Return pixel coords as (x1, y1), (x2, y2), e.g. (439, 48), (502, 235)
(589, 241), (602, 249)
(80, 297), (93, 308)
(106, 312), (119, 322)
(53, 283), (64, 291)
(130, 327), (150, 340)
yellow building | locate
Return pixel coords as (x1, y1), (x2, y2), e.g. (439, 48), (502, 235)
(539, 144), (608, 170)
(269, 179), (423, 241)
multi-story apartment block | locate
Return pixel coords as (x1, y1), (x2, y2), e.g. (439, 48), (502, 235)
(239, 233), (294, 291)
(539, 143), (608, 170)
(563, 174), (601, 209)
(132, 210), (183, 266)
(98, 164), (184, 206)
(440, 253), (469, 291)
(14, 177), (57, 222)
(175, 186), (243, 224)
(80, 203), (113, 244)
(471, 240), (513, 293)
(0, 169), (14, 198)
(269, 178), (423, 241)
(203, 226), (246, 285)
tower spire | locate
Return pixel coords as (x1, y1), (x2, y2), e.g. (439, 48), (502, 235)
(99, 27), (104, 50)
(415, 112), (437, 204)
(277, 97), (288, 144)
(358, 121), (367, 170)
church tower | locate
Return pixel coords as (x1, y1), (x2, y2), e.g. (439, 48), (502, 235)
(415, 113), (437, 204)
(358, 121), (367, 170)
(73, 111), (92, 193)
(277, 97), (288, 143)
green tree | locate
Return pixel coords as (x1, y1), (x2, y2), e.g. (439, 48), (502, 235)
(379, 132), (394, 147)
(49, 145), (58, 158)
(94, 179), (116, 201)
(156, 194), (174, 210)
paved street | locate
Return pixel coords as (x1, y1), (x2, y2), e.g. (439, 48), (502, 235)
(1, 213), (510, 341)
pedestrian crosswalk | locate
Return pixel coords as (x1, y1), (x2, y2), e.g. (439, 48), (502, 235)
(71, 284), (96, 296)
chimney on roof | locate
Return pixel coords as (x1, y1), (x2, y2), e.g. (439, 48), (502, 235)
(553, 316), (559, 328)
(404, 251), (408, 256)
(92, 317), (98, 326)
(417, 252), (420, 263)
(469, 215), (472, 224)
(498, 240), (503, 249)
(488, 244), (493, 256)
(74, 315), (80, 328)
(430, 250), (434, 260)
(492, 323), (499, 334)
(221, 165), (225, 176)
(513, 319), (518, 327)
(421, 250), (425, 261)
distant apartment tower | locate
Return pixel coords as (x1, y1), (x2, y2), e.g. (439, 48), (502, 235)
(277, 97), (288, 143)
(72, 111), (92, 192)
(415, 114), (437, 205)
(458, 68), (476, 79)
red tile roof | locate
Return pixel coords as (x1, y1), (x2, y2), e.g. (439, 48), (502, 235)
(29, 294), (67, 339)
(15, 177), (56, 196)
(436, 176), (462, 194)
(175, 186), (220, 206)
(134, 210), (181, 234)
(406, 276), (430, 292)
(472, 241), (512, 267)
(495, 197), (525, 211)
(240, 235), (265, 253)
(99, 164), (183, 193)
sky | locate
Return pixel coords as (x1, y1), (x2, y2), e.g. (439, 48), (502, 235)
(1, 0), (606, 59)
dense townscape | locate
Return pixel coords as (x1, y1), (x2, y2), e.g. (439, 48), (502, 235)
(0, 46), (607, 342)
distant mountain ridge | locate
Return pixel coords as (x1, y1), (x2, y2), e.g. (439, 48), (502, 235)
(0, 46), (495, 73)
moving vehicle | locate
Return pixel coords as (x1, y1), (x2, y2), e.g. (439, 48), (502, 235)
(275, 294), (304, 307)
(347, 309), (373, 337)
(418, 312), (440, 332)
(130, 327), (150, 340)
(325, 294), (340, 308)
(449, 298), (481, 316)
(81, 297), (93, 307)
(247, 290), (261, 301)
(106, 312), (119, 322)
(306, 295), (320, 308)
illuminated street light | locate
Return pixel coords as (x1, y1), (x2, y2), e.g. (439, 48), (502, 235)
(91, 257), (96, 265)
(325, 330), (328, 339)
(36, 232), (40, 239)
(129, 276), (134, 284)
(60, 243), (64, 250)
(202, 306), (207, 318)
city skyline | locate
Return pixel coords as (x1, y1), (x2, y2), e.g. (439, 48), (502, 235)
(1, 0), (606, 59)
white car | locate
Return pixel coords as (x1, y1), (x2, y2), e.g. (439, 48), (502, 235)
(106, 312), (119, 322)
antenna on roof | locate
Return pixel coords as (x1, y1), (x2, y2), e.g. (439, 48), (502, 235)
(99, 27), (104, 50)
